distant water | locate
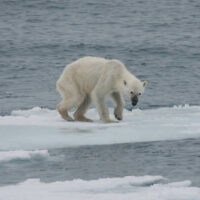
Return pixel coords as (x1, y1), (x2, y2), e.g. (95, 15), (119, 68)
(0, 0), (200, 199)
(1, 0), (200, 114)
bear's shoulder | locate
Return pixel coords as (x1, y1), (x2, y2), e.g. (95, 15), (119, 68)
(76, 56), (108, 64)
(105, 59), (126, 71)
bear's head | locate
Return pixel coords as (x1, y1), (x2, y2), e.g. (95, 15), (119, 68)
(122, 78), (147, 106)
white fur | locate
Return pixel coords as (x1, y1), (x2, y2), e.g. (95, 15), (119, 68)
(56, 56), (147, 123)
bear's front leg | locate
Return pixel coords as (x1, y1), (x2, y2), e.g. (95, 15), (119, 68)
(111, 92), (124, 121)
(92, 90), (118, 123)
(114, 107), (123, 121)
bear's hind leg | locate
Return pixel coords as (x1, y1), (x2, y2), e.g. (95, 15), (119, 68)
(73, 95), (93, 122)
(57, 80), (82, 122)
(57, 100), (75, 121)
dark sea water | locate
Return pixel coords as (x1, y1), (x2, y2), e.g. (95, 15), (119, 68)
(1, 139), (200, 186)
(0, 0), (200, 192)
(1, 0), (200, 114)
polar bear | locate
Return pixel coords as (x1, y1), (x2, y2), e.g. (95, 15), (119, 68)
(56, 56), (147, 123)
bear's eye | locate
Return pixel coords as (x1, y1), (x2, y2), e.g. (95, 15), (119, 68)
(138, 93), (141, 95)
(130, 91), (134, 95)
(123, 80), (127, 86)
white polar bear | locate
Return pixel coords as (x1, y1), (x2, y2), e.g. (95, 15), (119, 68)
(56, 56), (147, 123)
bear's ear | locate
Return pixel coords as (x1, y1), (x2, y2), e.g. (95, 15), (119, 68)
(143, 81), (148, 87)
(123, 80), (127, 86)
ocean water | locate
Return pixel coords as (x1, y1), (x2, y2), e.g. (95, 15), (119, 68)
(0, 0), (200, 199)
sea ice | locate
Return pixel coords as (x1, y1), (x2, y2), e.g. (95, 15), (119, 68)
(0, 150), (49, 162)
(0, 175), (199, 200)
(0, 105), (200, 150)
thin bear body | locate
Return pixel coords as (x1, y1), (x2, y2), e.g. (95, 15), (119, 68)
(56, 56), (147, 123)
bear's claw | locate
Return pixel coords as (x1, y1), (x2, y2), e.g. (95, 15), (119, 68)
(114, 108), (123, 121)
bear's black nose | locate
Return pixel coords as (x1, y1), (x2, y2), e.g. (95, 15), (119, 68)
(131, 96), (138, 106)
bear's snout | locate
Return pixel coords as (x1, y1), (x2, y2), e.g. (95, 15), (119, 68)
(131, 95), (138, 106)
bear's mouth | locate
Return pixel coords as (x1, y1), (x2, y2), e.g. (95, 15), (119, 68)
(131, 96), (138, 106)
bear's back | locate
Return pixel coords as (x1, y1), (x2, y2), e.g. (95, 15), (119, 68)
(63, 57), (108, 93)
(59, 56), (127, 94)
